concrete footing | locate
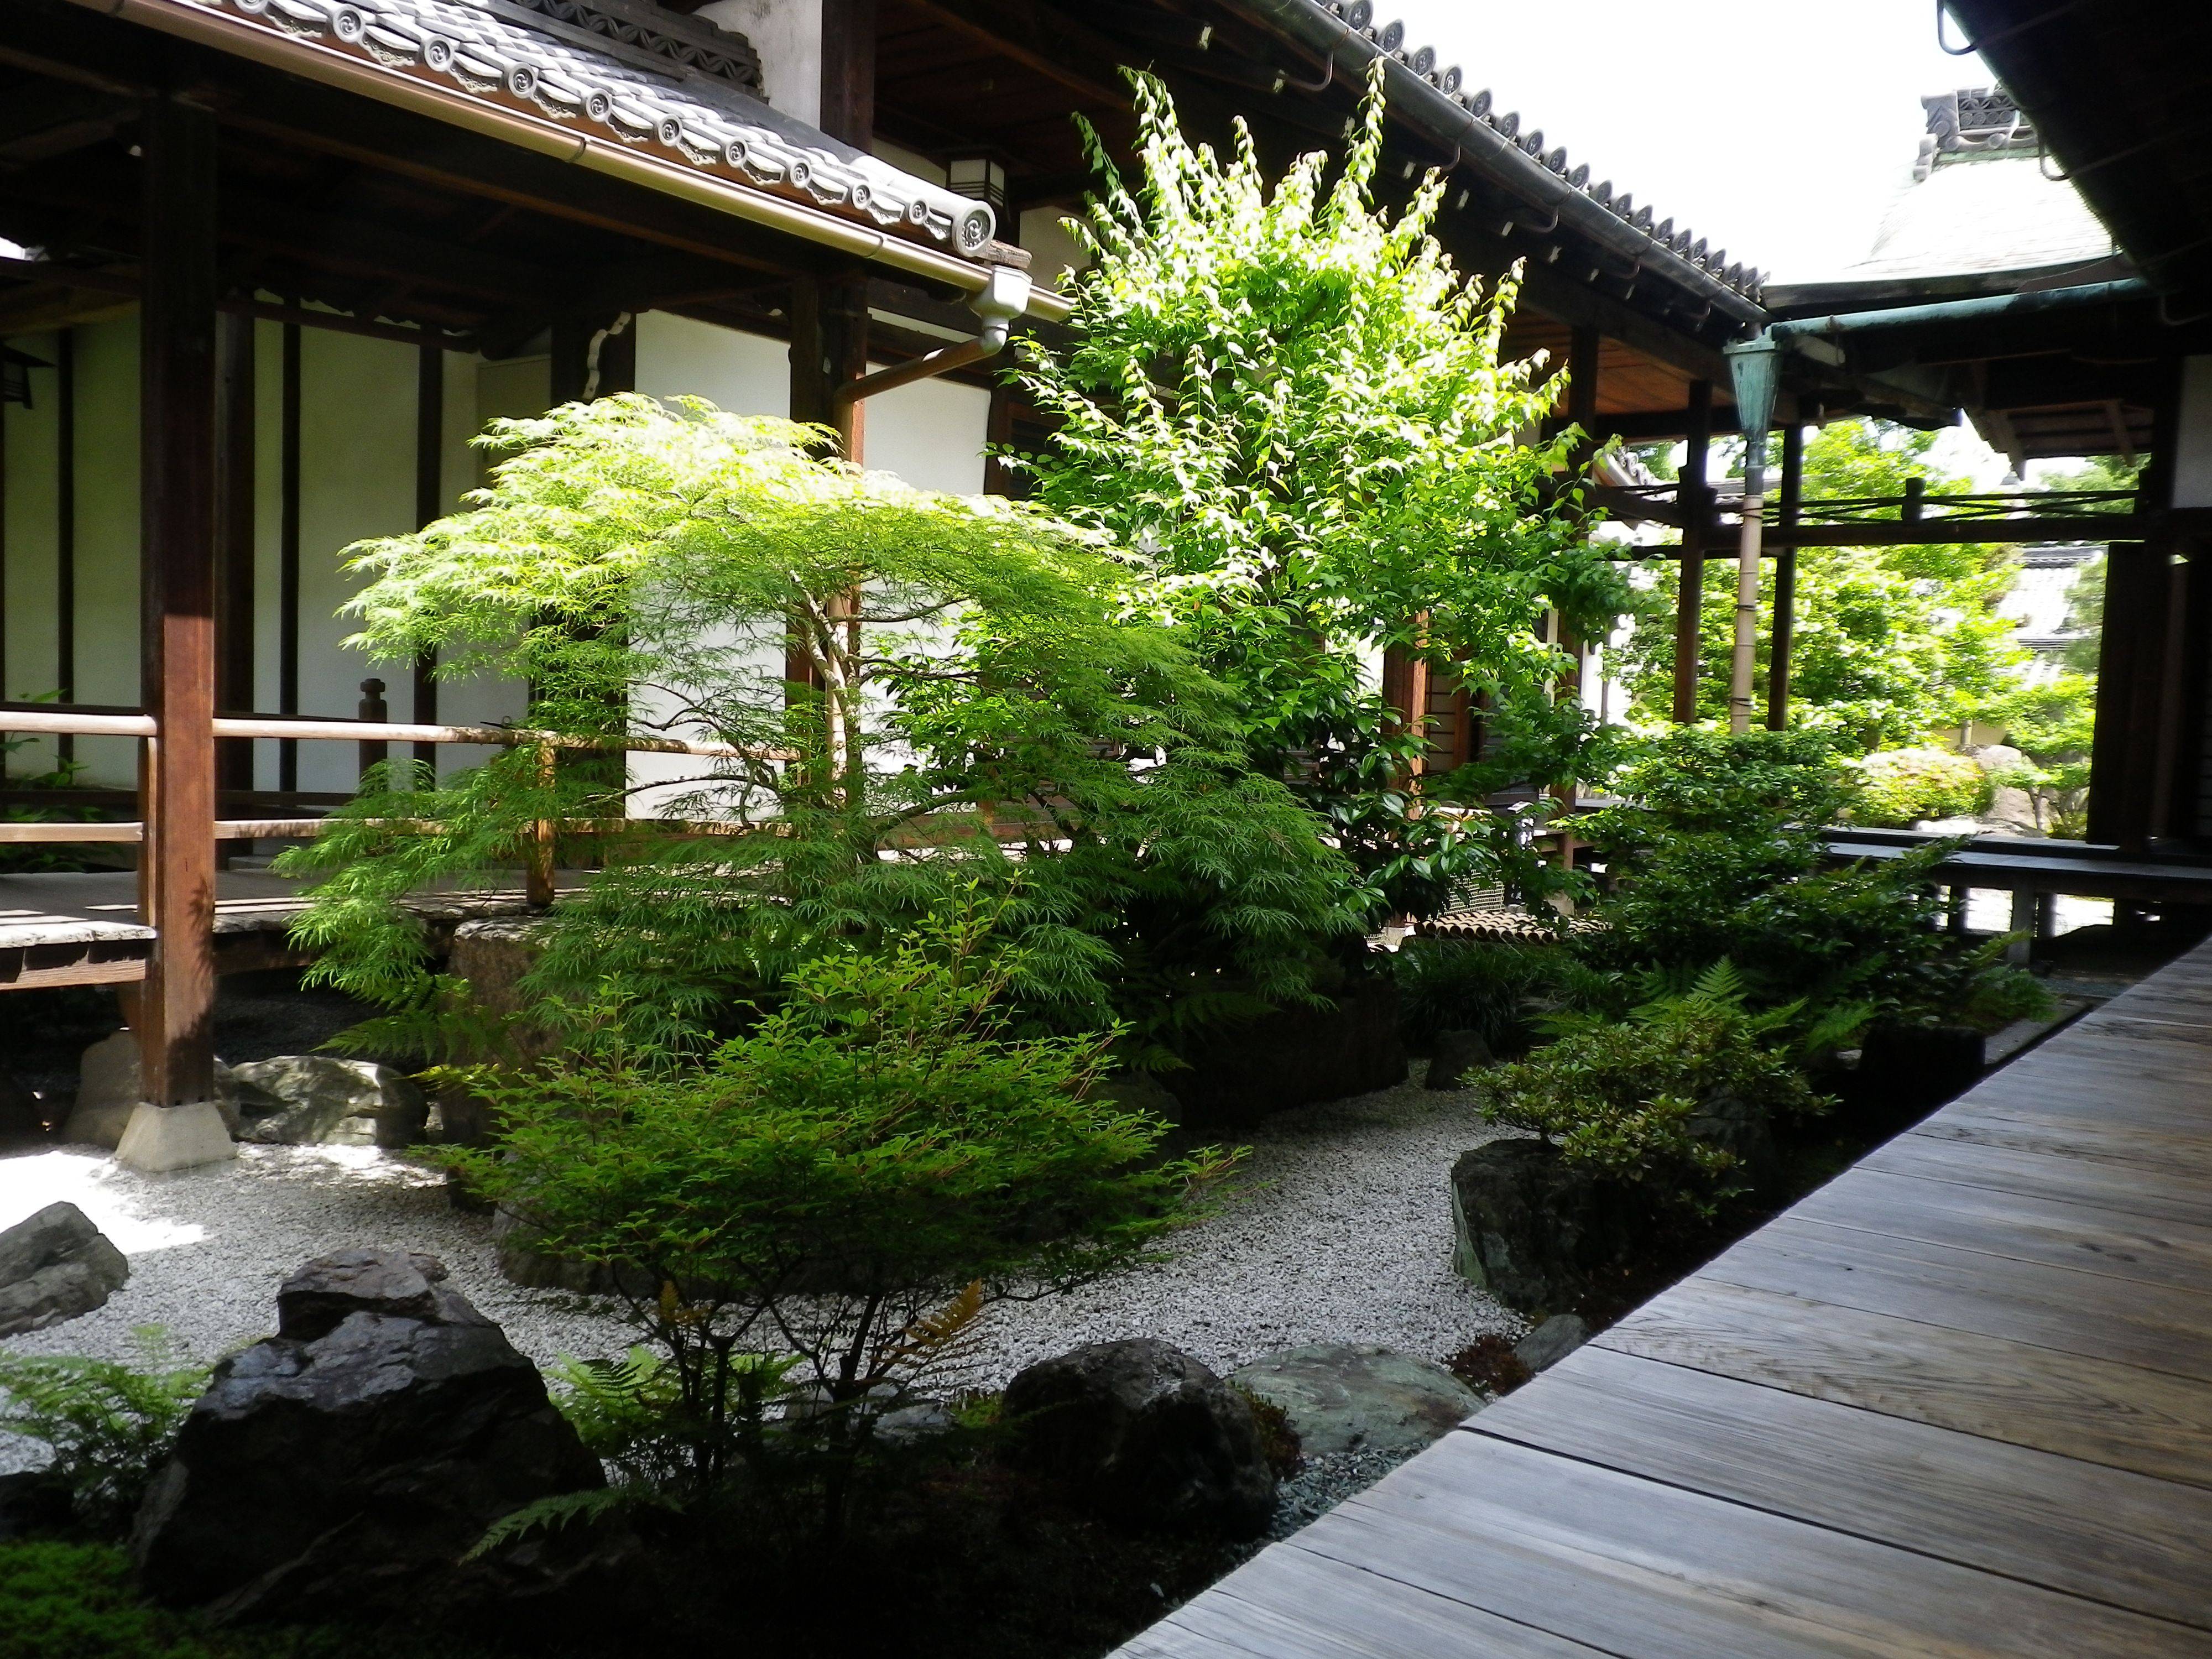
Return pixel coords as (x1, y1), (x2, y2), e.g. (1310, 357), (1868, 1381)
(115, 1101), (238, 1173)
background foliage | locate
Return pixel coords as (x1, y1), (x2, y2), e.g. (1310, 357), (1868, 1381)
(1018, 65), (1624, 916)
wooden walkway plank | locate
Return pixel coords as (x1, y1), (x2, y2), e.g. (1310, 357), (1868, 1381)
(1285, 1434), (2206, 1658)
(1596, 1276), (2212, 1488)
(1118, 937), (2212, 1657)
(1790, 1166), (2212, 1292)
(1698, 1217), (2212, 1381)
(1469, 1345), (2212, 1632)
(1146, 1548), (1612, 1659)
(1867, 1125), (2212, 1222)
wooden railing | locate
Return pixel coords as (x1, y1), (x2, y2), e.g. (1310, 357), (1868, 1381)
(0, 696), (790, 907)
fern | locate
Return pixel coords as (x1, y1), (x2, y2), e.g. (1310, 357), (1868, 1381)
(0, 1328), (210, 1532)
(462, 1486), (655, 1563)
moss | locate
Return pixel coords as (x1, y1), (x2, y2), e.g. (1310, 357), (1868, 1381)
(0, 1541), (495, 1659)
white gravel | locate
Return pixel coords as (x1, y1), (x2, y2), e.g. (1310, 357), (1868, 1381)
(1, 1066), (1522, 1474)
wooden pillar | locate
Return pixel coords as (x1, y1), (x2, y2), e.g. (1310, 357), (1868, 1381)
(136, 94), (222, 1112)
(1671, 380), (1712, 724)
(786, 272), (870, 698)
(411, 345), (442, 778)
(55, 328), (75, 765)
(2088, 372), (2180, 849)
(1766, 421), (1803, 731)
(277, 316), (300, 792)
(213, 311), (254, 799)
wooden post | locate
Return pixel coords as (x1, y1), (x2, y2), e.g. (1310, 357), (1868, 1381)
(135, 93), (222, 1120)
(357, 677), (388, 782)
(1767, 421), (1803, 732)
(786, 272), (870, 707)
(214, 311), (255, 803)
(2087, 371), (2180, 850)
(527, 740), (556, 909)
(1671, 380), (1712, 724)
(411, 344), (441, 780)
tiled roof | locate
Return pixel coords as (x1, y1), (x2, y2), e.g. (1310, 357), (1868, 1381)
(175, 0), (999, 255)
(1318, 2), (1766, 302)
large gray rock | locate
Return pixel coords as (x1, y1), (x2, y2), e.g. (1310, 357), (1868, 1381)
(229, 1056), (428, 1148)
(1512, 1314), (1591, 1376)
(1450, 1140), (1639, 1314)
(1687, 1091), (1782, 1200)
(65, 1034), (242, 1147)
(0, 1201), (129, 1337)
(1426, 1029), (1495, 1091)
(1003, 1338), (1275, 1538)
(1229, 1343), (1480, 1458)
(132, 1249), (614, 1626)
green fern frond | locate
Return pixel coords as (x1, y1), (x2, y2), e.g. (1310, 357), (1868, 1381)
(462, 1486), (650, 1562)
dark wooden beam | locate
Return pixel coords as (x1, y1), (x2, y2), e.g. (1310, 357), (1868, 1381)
(821, 0), (879, 148)
(1671, 379), (1711, 724)
(1767, 422), (1803, 732)
(135, 92), (221, 1109)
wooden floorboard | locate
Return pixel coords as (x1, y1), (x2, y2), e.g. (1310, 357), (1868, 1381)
(1116, 935), (2212, 1655)
(1471, 1347), (2212, 1631)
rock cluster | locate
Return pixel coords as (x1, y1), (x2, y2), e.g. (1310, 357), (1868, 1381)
(132, 1248), (615, 1626)
(0, 1202), (129, 1337)
(1003, 1337), (1276, 1538)
(1449, 1139), (1637, 1313)
(1228, 1342), (1481, 1458)
(229, 1056), (429, 1147)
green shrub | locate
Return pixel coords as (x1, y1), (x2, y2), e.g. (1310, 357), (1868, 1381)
(1848, 747), (1991, 827)
(1577, 729), (2044, 1031)
(1389, 939), (1610, 1055)
(1481, 966), (1828, 1206)
(0, 1329), (208, 1535)
(0, 1540), (498, 1658)
(441, 901), (1235, 1533)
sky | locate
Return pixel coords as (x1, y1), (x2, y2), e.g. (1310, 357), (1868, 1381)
(1386, 1), (1991, 283)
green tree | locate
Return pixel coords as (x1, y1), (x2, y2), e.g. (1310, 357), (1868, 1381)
(1984, 673), (2096, 837)
(1018, 67), (1625, 917)
(284, 397), (1358, 1060)
(1619, 420), (2023, 748)
(443, 904), (1233, 1533)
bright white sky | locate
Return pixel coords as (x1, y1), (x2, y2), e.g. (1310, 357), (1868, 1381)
(1388, 1), (1991, 283)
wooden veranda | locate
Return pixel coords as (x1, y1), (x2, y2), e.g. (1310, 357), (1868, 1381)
(1121, 936), (2212, 1657)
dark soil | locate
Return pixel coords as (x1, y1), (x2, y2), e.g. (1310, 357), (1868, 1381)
(1443, 1334), (1532, 1397)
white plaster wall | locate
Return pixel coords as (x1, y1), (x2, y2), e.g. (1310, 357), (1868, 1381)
(874, 140), (945, 185)
(291, 329), (418, 794)
(860, 368), (990, 493)
(68, 317), (141, 786)
(634, 312), (789, 418)
(2, 331), (62, 776)
(2172, 354), (2212, 510)
(1018, 207), (1091, 293)
(696, 0), (822, 126)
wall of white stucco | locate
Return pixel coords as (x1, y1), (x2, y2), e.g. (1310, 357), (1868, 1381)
(2, 305), (994, 801)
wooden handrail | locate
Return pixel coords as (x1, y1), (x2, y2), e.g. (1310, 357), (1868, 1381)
(0, 704), (790, 760)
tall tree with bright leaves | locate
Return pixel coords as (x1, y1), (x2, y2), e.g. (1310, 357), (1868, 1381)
(1016, 66), (1626, 918)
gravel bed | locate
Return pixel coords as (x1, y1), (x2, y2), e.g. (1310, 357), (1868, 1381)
(1, 1063), (1523, 1490)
